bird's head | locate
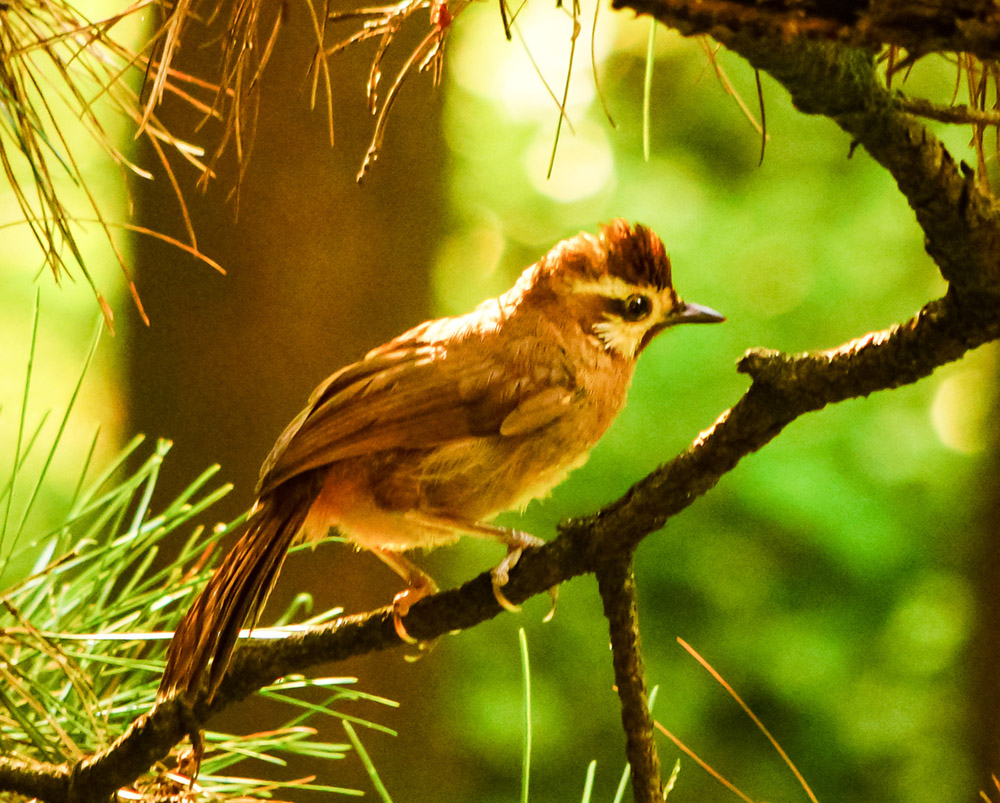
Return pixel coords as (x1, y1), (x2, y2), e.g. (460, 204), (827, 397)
(534, 218), (724, 359)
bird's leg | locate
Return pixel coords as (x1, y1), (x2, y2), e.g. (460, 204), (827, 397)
(484, 528), (545, 612)
(403, 513), (557, 616)
(371, 548), (439, 644)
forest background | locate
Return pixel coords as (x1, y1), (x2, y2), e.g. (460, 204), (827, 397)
(0, 1), (995, 801)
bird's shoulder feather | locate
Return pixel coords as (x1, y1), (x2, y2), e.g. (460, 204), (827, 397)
(256, 311), (582, 495)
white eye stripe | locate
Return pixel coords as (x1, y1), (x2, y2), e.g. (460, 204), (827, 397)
(571, 275), (655, 301)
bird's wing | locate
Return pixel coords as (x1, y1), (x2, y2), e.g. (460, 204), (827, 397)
(256, 317), (581, 496)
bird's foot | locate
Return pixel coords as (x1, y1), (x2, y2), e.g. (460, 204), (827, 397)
(491, 531), (558, 616)
(392, 575), (439, 645)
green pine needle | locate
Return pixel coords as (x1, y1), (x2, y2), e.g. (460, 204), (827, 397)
(343, 720), (395, 803)
(0, 323), (394, 797)
(643, 19), (656, 162)
(580, 759), (597, 803)
(1, 291), (40, 577)
(519, 626), (532, 803)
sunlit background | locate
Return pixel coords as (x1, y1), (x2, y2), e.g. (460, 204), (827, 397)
(0, 0), (134, 575)
(1, 0), (997, 801)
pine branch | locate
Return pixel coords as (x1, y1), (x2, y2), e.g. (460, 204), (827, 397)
(619, 0), (1000, 63)
(0, 756), (69, 803)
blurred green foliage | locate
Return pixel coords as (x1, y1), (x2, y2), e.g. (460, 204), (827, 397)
(427, 8), (995, 803)
(1, 3), (995, 801)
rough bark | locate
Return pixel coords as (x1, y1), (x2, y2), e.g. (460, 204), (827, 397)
(627, 0), (1000, 62)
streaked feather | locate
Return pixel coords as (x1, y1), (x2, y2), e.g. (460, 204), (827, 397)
(158, 474), (321, 702)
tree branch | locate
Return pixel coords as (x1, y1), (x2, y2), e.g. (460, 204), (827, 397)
(596, 553), (663, 803)
(622, 0), (1000, 63)
(563, 290), (1000, 557)
(0, 756), (69, 803)
(897, 97), (1000, 127)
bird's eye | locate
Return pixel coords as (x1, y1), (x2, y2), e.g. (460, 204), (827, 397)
(622, 294), (652, 321)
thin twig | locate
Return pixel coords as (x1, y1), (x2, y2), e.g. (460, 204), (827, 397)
(898, 95), (1000, 125)
(596, 554), (663, 803)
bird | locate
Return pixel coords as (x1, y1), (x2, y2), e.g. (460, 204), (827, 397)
(157, 218), (724, 703)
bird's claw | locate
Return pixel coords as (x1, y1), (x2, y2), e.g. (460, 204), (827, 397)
(491, 532), (557, 618)
(392, 579), (438, 645)
(492, 576), (522, 613)
(542, 584), (558, 622)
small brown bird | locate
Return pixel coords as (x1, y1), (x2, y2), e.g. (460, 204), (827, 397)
(158, 219), (723, 702)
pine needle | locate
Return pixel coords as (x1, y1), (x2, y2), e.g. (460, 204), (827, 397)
(0, 0), (221, 322)
(677, 637), (820, 803)
(1, 292), (40, 583)
(547, 0), (582, 179)
(343, 720), (394, 803)
(519, 627), (532, 803)
(643, 19), (655, 162)
(0, 330), (393, 794)
(580, 759), (597, 802)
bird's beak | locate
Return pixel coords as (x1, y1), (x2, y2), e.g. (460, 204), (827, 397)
(669, 300), (726, 325)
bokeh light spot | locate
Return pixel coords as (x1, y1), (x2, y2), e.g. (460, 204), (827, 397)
(524, 120), (615, 202)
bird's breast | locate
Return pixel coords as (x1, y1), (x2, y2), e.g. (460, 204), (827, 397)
(411, 361), (633, 520)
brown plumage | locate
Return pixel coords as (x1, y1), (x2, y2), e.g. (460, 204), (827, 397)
(157, 219), (723, 703)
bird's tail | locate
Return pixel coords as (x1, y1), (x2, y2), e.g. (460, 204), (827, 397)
(157, 477), (318, 703)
